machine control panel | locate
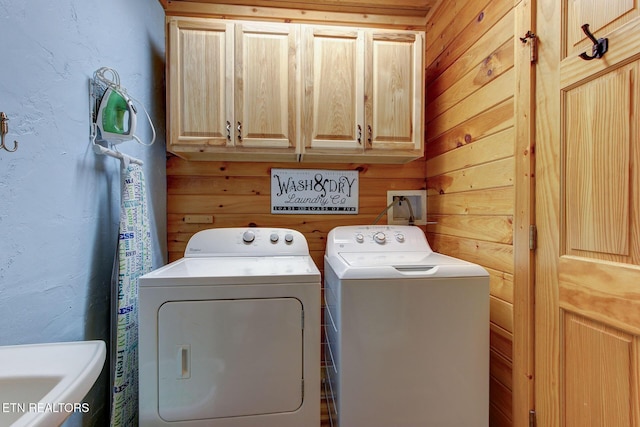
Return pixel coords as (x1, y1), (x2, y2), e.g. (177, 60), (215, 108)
(238, 229), (295, 245)
(186, 228), (308, 257)
(326, 225), (432, 255)
(355, 229), (407, 245)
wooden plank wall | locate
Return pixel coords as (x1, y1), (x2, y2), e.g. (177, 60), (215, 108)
(166, 157), (426, 425)
(167, 159), (426, 263)
(425, 0), (515, 426)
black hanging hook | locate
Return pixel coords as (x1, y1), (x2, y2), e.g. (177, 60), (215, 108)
(579, 24), (608, 60)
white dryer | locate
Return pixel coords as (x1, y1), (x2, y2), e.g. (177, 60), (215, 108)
(139, 228), (320, 427)
(324, 225), (489, 427)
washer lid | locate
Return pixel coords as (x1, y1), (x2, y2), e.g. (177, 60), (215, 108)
(339, 251), (451, 267)
(140, 255), (320, 286)
(328, 251), (488, 279)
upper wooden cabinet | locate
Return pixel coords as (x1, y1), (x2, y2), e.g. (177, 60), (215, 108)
(166, 16), (425, 163)
(167, 17), (299, 161)
(366, 30), (424, 158)
(167, 18), (233, 153)
(234, 22), (299, 157)
(302, 25), (424, 162)
(302, 27), (363, 156)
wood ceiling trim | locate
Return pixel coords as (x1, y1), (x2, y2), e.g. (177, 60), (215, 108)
(161, 0), (430, 28)
(173, 0), (431, 15)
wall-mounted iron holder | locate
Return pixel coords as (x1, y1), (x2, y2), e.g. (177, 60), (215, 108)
(0, 112), (19, 152)
(579, 24), (608, 60)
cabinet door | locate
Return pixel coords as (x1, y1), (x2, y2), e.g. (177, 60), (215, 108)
(235, 22), (298, 155)
(302, 26), (364, 156)
(365, 30), (424, 156)
(167, 17), (233, 153)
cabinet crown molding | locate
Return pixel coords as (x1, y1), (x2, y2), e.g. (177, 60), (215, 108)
(160, 0), (437, 28)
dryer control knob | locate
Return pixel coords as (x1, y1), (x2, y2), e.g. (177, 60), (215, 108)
(284, 233), (294, 244)
(395, 233), (405, 242)
(355, 233), (364, 243)
(374, 232), (386, 244)
(270, 233), (279, 243)
(242, 230), (256, 243)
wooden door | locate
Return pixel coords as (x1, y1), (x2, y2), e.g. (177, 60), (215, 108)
(167, 17), (233, 151)
(234, 22), (299, 155)
(536, 0), (640, 425)
(364, 30), (424, 157)
(302, 25), (364, 156)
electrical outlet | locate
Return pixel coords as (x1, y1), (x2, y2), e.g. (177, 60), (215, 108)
(386, 190), (427, 225)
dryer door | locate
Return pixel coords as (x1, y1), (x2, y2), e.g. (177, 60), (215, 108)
(157, 297), (304, 422)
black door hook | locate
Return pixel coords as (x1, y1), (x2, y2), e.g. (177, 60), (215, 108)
(579, 23), (608, 60)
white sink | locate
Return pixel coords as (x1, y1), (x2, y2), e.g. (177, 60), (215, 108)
(0, 340), (106, 427)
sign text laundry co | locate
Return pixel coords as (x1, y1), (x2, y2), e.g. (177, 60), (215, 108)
(271, 169), (359, 214)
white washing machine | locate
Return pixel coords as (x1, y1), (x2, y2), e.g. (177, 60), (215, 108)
(139, 228), (320, 427)
(323, 225), (489, 427)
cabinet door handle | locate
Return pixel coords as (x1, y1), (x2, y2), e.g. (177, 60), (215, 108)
(226, 121), (231, 141)
(357, 125), (362, 144)
(367, 125), (372, 145)
(237, 121), (242, 141)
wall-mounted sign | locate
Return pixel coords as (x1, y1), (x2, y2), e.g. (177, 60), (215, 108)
(271, 169), (359, 214)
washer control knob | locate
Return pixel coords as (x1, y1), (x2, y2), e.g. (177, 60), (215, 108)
(373, 232), (386, 244)
(242, 230), (256, 243)
(270, 233), (279, 243)
(284, 233), (294, 244)
(395, 233), (405, 242)
(355, 233), (364, 243)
